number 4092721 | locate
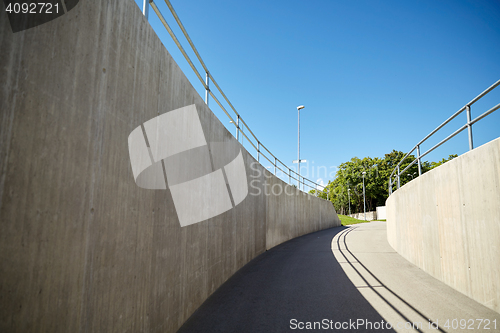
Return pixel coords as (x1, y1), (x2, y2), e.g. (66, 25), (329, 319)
(5, 2), (60, 14)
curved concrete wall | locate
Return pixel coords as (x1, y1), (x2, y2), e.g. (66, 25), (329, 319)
(0, 1), (340, 332)
(387, 137), (500, 314)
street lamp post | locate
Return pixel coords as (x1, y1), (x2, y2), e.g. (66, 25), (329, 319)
(348, 188), (351, 216)
(293, 105), (306, 190)
(142, 0), (149, 18)
(229, 118), (239, 141)
(362, 171), (366, 221)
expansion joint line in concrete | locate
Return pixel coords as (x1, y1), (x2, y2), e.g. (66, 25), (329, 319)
(221, 167), (235, 208)
(60, 0), (68, 13)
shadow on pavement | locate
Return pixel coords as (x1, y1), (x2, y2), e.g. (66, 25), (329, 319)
(335, 226), (439, 333)
(178, 226), (395, 332)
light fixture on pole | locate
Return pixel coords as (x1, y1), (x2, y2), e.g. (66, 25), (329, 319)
(293, 105), (306, 190)
(348, 188), (351, 216)
(362, 171), (367, 221)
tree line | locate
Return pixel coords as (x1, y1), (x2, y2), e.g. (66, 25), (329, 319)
(310, 151), (457, 215)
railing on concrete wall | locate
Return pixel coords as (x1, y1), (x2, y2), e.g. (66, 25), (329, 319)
(141, 0), (327, 197)
(388, 79), (500, 195)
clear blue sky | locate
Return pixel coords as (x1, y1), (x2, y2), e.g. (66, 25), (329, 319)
(134, 0), (500, 186)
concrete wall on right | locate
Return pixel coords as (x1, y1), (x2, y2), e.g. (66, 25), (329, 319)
(387, 137), (500, 314)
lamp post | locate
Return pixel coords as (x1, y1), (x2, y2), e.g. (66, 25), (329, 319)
(229, 118), (241, 142)
(362, 171), (366, 221)
(348, 188), (351, 216)
(142, 0), (149, 18)
(293, 105), (306, 190)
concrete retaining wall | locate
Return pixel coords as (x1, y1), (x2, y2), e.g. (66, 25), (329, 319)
(349, 211), (377, 221)
(0, 1), (340, 332)
(376, 206), (386, 220)
(387, 137), (500, 314)
(265, 174), (337, 249)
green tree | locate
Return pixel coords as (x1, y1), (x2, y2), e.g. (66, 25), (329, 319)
(383, 150), (429, 194)
(319, 156), (383, 214)
(310, 150), (456, 215)
(430, 154), (458, 169)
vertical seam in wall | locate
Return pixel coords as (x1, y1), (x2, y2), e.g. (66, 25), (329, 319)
(140, 124), (156, 165)
(161, 160), (169, 188)
(80, 3), (108, 332)
(206, 145), (215, 173)
(221, 167), (235, 208)
(201, 109), (216, 173)
(60, 0), (68, 13)
(265, 172), (269, 250)
(157, 51), (162, 116)
(458, 158), (472, 296)
(140, 124), (151, 147)
(0, 29), (25, 216)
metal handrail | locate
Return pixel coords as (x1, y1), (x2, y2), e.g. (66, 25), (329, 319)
(145, 0), (328, 196)
(389, 79), (500, 195)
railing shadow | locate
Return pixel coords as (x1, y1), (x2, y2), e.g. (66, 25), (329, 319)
(335, 226), (448, 333)
(178, 226), (395, 332)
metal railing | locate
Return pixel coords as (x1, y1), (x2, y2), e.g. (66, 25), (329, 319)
(389, 79), (500, 195)
(142, 0), (328, 197)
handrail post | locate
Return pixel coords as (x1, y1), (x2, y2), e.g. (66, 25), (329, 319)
(289, 169), (291, 185)
(142, 0), (149, 19)
(236, 115), (240, 141)
(205, 71), (209, 106)
(466, 105), (474, 150)
(397, 166), (400, 189)
(241, 122), (244, 146)
(417, 145), (422, 176)
(257, 142), (260, 162)
(274, 157), (277, 175)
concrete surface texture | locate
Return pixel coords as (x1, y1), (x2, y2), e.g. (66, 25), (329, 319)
(387, 137), (500, 314)
(179, 221), (500, 332)
(0, 1), (340, 332)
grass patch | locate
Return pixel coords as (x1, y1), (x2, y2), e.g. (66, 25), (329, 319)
(338, 214), (370, 226)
